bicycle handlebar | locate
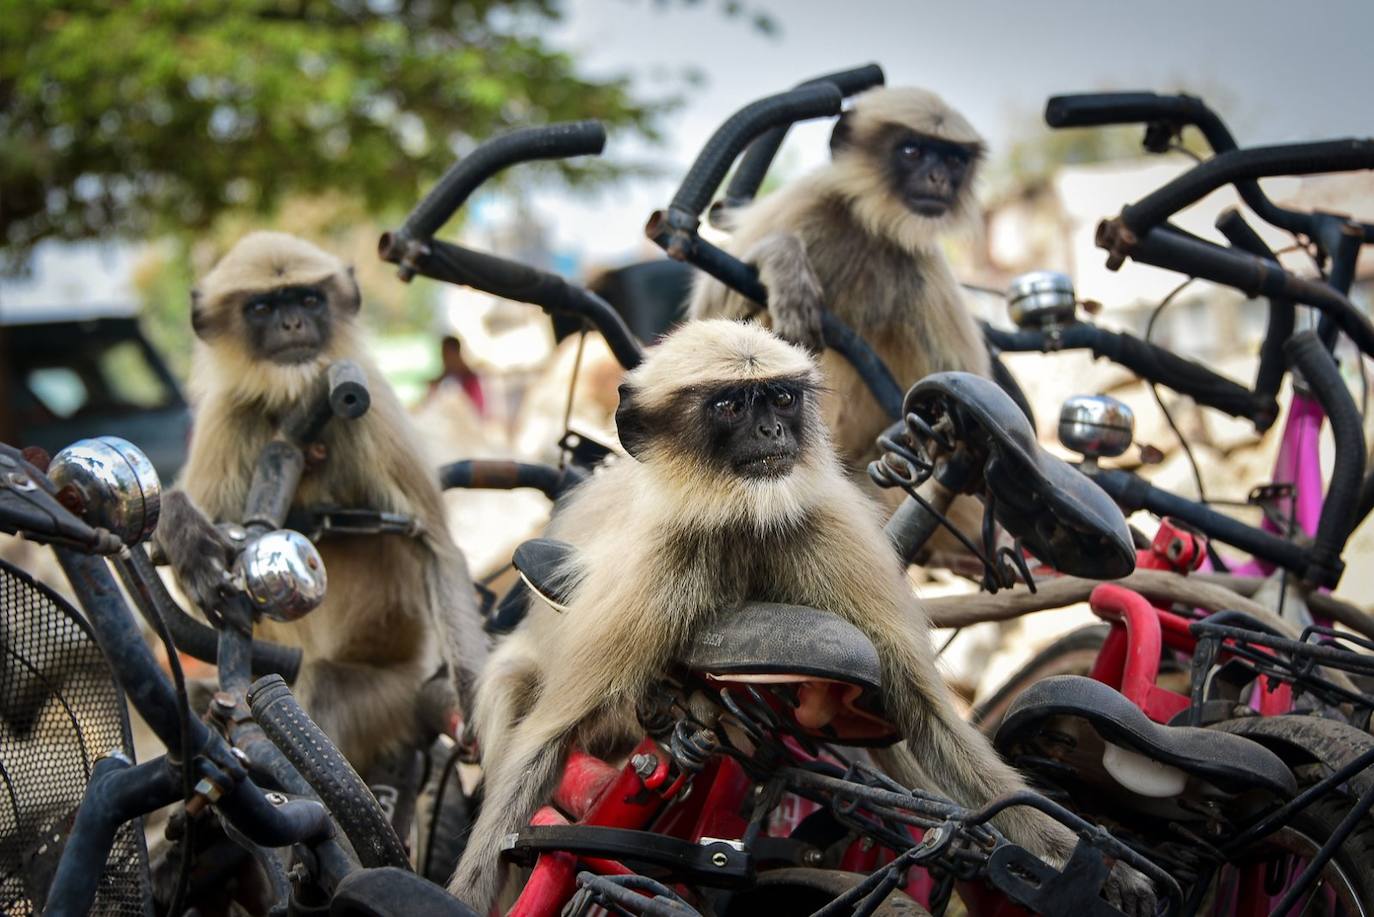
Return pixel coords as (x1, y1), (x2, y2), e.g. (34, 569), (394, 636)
(1117, 138), (1374, 235)
(244, 360), (371, 533)
(1047, 91), (1374, 243)
(397, 121), (606, 242)
(984, 321), (1278, 430)
(380, 235), (644, 370)
(669, 83), (842, 219)
(1045, 91), (1237, 147)
(1214, 207), (1294, 403)
(382, 122), (646, 369)
(648, 84), (903, 419)
(439, 459), (586, 502)
(720, 64), (884, 211)
(1098, 224), (1374, 358)
(1286, 332), (1365, 588)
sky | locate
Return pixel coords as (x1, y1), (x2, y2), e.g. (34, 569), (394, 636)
(524, 0), (1374, 263)
(6, 0), (1371, 308)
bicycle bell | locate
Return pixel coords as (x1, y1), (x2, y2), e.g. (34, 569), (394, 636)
(234, 530), (328, 622)
(1058, 395), (1134, 468)
(47, 436), (161, 547)
(1006, 270), (1077, 330)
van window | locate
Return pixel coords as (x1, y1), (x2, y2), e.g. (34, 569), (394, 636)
(25, 367), (88, 418)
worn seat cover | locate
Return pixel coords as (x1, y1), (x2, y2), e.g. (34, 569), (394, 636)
(905, 372), (1135, 580)
(996, 674), (1296, 796)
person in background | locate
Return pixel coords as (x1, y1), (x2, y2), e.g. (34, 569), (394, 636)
(428, 335), (486, 417)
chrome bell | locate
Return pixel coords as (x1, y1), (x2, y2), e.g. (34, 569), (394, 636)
(1059, 395), (1135, 461)
(1007, 270), (1077, 329)
(48, 436), (161, 546)
(234, 530), (328, 622)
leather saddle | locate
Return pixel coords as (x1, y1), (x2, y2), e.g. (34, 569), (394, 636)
(904, 372), (1135, 580)
(513, 538), (897, 744)
(995, 674), (1296, 797)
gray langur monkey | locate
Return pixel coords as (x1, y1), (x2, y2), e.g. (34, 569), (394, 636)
(692, 87), (991, 486)
(448, 321), (1152, 915)
(156, 231), (485, 774)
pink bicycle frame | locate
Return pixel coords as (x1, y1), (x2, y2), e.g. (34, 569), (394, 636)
(1234, 392), (1327, 578)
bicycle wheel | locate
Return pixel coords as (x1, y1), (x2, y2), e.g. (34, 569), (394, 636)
(971, 624), (1110, 734)
(1207, 716), (1374, 914)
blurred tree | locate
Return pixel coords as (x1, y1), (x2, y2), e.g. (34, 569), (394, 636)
(1, 0), (772, 259)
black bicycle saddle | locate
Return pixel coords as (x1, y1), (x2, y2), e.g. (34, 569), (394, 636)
(995, 675), (1296, 797)
(677, 601), (898, 745)
(904, 372), (1135, 579)
(512, 537), (581, 610)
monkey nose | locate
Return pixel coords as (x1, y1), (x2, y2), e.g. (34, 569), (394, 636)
(758, 420), (783, 438)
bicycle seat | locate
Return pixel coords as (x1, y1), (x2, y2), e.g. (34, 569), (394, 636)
(904, 373), (1134, 579)
(995, 675), (1296, 797)
(677, 601), (898, 745)
(513, 537), (581, 610)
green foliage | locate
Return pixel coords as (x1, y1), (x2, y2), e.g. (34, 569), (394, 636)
(0, 0), (678, 256)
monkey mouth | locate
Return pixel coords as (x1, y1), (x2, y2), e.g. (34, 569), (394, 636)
(734, 452), (797, 479)
(905, 195), (952, 218)
(268, 345), (324, 365)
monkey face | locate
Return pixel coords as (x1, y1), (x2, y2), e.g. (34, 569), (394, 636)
(241, 284), (333, 365)
(703, 381), (806, 479)
(887, 132), (974, 218)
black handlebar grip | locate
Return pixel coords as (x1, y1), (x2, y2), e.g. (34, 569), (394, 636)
(399, 121), (607, 240)
(1285, 332), (1365, 588)
(1045, 92), (1189, 128)
(670, 84), (843, 219)
(721, 64), (884, 211)
(723, 65), (883, 209)
(1121, 138), (1374, 234)
(1092, 329), (1275, 427)
(327, 360), (371, 420)
(439, 459), (568, 500)
(807, 62), (885, 96)
(418, 240), (643, 369)
(248, 675), (411, 871)
(1124, 227), (1374, 358)
(1215, 207), (1293, 404)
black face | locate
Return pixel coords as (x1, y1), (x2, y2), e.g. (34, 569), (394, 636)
(703, 382), (806, 479)
(888, 131), (974, 218)
(242, 285), (331, 364)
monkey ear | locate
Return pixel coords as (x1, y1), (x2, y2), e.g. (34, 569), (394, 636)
(336, 267), (362, 316)
(189, 289), (214, 340)
(829, 111), (855, 157)
(614, 383), (649, 460)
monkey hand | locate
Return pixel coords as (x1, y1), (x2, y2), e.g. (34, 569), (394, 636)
(156, 490), (236, 613)
(744, 233), (826, 353)
(1102, 859), (1157, 917)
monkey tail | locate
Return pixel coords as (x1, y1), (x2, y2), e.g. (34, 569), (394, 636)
(448, 720), (568, 910)
(874, 658), (1073, 863)
(423, 533), (489, 724)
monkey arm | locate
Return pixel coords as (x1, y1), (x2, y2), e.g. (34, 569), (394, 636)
(812, 526), (1155, 914)
(450, 559), (699, 911)
(744, 232), (827, 352)
(154, 490), (235, 614)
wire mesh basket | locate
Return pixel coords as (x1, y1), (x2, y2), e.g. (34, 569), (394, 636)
(0, 557), (151, 915)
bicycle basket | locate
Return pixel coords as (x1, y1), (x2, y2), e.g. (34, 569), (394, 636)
(0, 557), (151, 915)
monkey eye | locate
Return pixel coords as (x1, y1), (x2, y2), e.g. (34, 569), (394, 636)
(712, 397), (745, 420)
(772, 390), (795, 409)
(247, 299), (272, 317)
(302, 292), (322, 308)
(898, 141), (923, 161)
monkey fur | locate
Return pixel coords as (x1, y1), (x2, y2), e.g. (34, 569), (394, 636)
(692, 87), (992, 486)
(448, 321), (1152, 915)
(158, 231), (485, 774)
